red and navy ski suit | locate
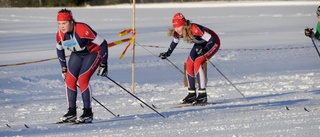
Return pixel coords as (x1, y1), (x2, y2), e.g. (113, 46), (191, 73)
(56, 22), (108, 109)
(166, 23), (220, 90)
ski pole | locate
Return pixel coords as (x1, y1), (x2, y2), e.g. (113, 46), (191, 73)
(76, 85), (119, 117)
(105, 75), (167, 118)
(135, 42), (184, 75)
(165, 58), (184, 74)
(92, 97), (120, 117)
(310, 37), (320, 58)
(204, 57), (246, 99)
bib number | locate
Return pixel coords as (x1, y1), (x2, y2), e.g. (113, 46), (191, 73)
(62, 39), (85, 52)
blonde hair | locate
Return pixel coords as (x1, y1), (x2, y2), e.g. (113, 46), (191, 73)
(167, 20), (194, 43)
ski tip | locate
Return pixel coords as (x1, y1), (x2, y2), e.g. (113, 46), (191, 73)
(152, 104), (157, 109)
(24, 124), (29, 128)
(304, 107), (310, 112)
(6, 124), (11, 128)
(285, 106), (289, 110)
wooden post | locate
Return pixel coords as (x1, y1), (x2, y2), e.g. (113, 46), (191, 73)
(131, 0), (136, 93)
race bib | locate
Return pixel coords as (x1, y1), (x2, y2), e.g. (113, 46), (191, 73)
(62, 39), (85, 52)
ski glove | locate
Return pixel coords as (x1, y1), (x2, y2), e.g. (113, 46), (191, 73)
(97, 63), (108, 76)
(61, 67), (67, 81)
(197, 47), (208, 56)
(159, 52), (171, 59)
(305, 28), (314, 38)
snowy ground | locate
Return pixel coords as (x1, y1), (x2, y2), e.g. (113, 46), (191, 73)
(1, 1), (320, 137)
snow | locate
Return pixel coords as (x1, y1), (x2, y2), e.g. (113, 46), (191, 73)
(1, 1), (320, 136)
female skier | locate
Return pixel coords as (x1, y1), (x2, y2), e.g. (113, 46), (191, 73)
(56, 9), (108, 123)
(159, 13), (220, 105)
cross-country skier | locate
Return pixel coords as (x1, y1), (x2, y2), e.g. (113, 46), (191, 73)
(55, 9), (108, 123)
(159, 13), (220, 104)
(305, 6), (320, 40)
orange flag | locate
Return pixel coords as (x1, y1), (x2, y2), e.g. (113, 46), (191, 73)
(119, 34), (135, 60)
(119, 29), (132, 37)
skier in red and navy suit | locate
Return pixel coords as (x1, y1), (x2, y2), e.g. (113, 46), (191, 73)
(56, 9), (108, 123)
(159, 13), (220, 105)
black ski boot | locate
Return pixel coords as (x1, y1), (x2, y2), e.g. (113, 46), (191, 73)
(181, 89), (197, 104)
(75, 108), (93, 124)
(60, 108), (77, 123)
(192, 90), (207, 105)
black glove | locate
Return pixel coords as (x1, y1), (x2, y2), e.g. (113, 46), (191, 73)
(97, 63), (108, 76)
(159, 52), (171, 59)
(61, 67), (67, 81)
(305, 28), (314, 38)
(197, 47), (208, 56)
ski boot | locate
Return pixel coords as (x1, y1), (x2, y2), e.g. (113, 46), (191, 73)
(181, 89), (197, 104)
(192, 89), (207, 105)
(59, 108), (77, 123)
(75, 108), (93, 124)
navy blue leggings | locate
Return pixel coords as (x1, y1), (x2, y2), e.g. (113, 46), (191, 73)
(65, 52), (101, 109)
